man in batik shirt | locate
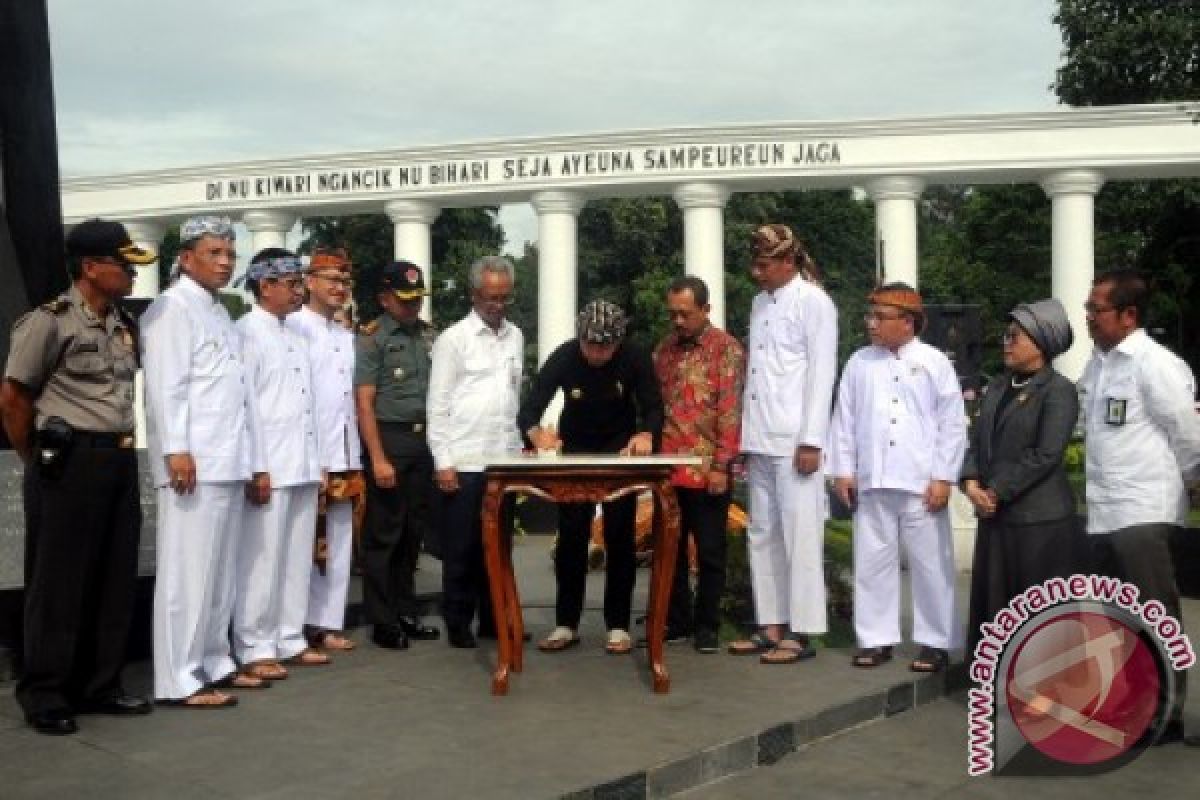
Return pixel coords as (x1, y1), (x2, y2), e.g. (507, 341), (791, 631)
(653, 276), (745, 654)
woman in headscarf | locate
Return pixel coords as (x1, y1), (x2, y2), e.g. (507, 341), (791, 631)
(961, 299), (1083, 658)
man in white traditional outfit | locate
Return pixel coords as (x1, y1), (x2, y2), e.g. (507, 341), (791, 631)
(142, 216), (268, 708)
(729, 224), (838, 665)
(286, 247), (362, 653)
(830, 283), (966, 673)
(232, 249), (329, 680)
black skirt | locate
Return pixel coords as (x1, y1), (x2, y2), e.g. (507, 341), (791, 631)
(965, 514), (1087, 658)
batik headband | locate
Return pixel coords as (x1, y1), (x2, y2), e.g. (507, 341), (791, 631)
(180, 216), (236, 243)
(243, 255), (305, 283)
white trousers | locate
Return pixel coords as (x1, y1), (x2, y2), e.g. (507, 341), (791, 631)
(745, 454), (827, 634)
(153, 483), (243, 700)
(233, 484), (319, 663)
(853, 489), (958, 650)
(306, 500), (353, 630)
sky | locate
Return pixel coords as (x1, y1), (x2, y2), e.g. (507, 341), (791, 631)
(46, 0), (1066, 250)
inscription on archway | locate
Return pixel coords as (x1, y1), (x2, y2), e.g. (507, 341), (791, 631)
(204, 140), (843, 201)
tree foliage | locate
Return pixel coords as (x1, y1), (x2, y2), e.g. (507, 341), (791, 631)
(1053, 0), (1200, 367)
(919, 185), (1052, 376)
(300, 208), (534, 333)
(1054, 0), (1200, 105)
(579, 190), (875, 361)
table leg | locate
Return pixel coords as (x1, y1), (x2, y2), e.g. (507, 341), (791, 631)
(648, 483), (681, 694)
(502, 502), (525, 673)
(482, 480), (512, 695)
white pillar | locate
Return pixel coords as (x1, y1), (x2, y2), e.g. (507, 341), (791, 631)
(1041, 169), (1105, 381)
(673, 182), (730, 328)
(867, 176), (925, 289)
(242, 210), (296, 256)
(384, 199), (440, 322)
(121, 220), (166, 449)
(122, 220), (166, 299)
(531, 190), (585, 365)
(531, 190), (585, 428)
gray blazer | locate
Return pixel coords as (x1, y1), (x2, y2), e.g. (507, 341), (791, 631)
(960, 366), (1079, 525)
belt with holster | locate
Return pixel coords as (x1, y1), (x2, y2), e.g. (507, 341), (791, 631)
(73, 430), (137, 449)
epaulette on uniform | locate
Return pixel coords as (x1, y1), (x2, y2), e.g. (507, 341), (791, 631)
(358, 319), (380, 336)
(39, 296), (70, 314)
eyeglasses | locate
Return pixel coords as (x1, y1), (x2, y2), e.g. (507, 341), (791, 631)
(267, 277), (305, 290)
(1083, 303), (1119, 315)
(310, 271), (354, 288)
(476, 293), (515, 307)
(863, 311), (905, 323)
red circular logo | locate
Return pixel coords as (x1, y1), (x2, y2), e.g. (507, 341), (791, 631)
(1005, 611), (1160, 766)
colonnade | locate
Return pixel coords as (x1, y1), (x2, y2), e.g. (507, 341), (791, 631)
(121, 168), (1105, 380)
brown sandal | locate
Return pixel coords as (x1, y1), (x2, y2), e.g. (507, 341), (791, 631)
(158, 688), (238, 709)
(245, 660), (289, 681)
(285, 648), (331, 667)
(852, 646), (894, 668)
(910, 646), (948, 673)
(212, 672), (271, 690)
(315, 631), (356, 651)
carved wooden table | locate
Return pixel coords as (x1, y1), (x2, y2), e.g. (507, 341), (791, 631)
(480, 454), (700, 696)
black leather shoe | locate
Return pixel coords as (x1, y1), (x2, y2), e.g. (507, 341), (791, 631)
(636, 626), (691, 648)
(447, 626), (478, 649)
(79, 694), (153, 716)
(693, 629), (720, 654)
(372, 624), (410, 650)
(1153, 720), (1200, 746)
(397, 617), (441, 641)
(27, 709), (78, 735)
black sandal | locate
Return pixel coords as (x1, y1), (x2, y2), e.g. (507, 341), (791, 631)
(727, 630), (777, 656)
(852, 646), (894, 668)
(759, 633), (816, 665)
(910, 646), (948, 673)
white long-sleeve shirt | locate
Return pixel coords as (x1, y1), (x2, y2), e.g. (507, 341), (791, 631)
(286, 306), (361, 472)
(140, 274), (261, 487)
(740, 275), (838, 457)
(238, 306), (322, 488)
(1079, 328), (1200, 533)
(426, 310), (523, 472)
(828, 339), (966, 494)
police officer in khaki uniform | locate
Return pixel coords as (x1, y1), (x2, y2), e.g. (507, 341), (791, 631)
(1, 219), (155, 735)
(354, 261), (439, 649)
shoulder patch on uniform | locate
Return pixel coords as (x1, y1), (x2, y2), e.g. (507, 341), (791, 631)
(39, 296), (70, 314)
(358, 319), (380, 336)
